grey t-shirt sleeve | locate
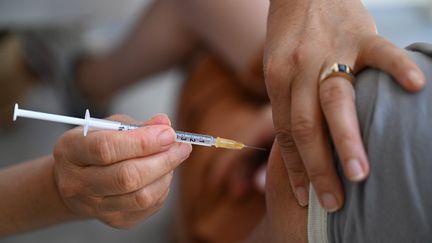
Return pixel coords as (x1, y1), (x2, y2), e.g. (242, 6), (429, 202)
(328, 43), (432, 243)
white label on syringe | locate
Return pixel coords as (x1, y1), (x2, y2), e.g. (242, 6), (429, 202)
(118, 124), (140, 131)
(175, 131), (214, 146)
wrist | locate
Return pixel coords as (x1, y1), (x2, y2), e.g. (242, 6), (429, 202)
(50, 156), (83, 221)
(0, 156), (81, 237)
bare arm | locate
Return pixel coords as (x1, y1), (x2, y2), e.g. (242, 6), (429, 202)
(77, 0), (269, 100)
(176, 0), (268, 76)
(246, 143), (308, 243)
(0, 156), (78, 236)
(0, 114), (191, 237)
(76, 0), (198, 100)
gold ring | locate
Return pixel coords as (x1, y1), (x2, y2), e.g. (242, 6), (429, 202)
(319, 63), (354, 84)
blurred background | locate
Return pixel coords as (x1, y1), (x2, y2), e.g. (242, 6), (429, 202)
(0, 0), (431, 242)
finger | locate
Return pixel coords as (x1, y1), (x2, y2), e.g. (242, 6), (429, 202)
(81, 143), (191, 195)
(272, 91), (310, 207)
(290, 72), (344, 212)
(61, 124), (177, 166)
(357, 35), (425, 91)
(108, 113), (171, 126)
(99, 192), (168, 229)
(118, 189), (170, 228)
(98, 172), (173, 212)
(143, 113), (171, 126)
(320, 76), (370, 182)
(107, 114), (137, 124)
(265, 54), (310, 207)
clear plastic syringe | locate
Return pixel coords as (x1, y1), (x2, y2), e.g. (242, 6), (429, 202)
(13, 104), (264, 150)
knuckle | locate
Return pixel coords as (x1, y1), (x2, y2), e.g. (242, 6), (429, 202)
(91, 134), (114, 164)
(291, 116), (318, 145)
(134, 189), (152, 209)
(388, 55), (404, 70)
(364, 36), (384, 54)
(275, 128), (298, 154)
(285, 163), (306, 175)
(320, 82), (350, 108)
(338, 131), (356, 145)
(290, 44), (310, 67)
(139, 132), (150, 152)
(307, 165), (331, 183)
(116, 164), (141, 192)
(263, 55), (292, 91)
(161, 150), (180, 170)
(264, 54), (301, 100)
(264, 55), (282, 81)
(104, 217), (132, 230)
(55, 168), (82, 198)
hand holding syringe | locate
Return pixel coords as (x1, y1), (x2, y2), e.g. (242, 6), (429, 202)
(13, 104), (264, 151)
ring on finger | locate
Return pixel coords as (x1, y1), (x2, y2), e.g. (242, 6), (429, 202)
(320, 63), (354, 84)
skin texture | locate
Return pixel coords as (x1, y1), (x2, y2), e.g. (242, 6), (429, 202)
(53, 114), (191, 229)
(0, 156), (78, 236)
(264, 0), (426, 211)
(0, 114), (192, 237)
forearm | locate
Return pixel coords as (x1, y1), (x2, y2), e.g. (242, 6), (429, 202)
(0, 156), (79, 237)
(76, 0), (197, 100)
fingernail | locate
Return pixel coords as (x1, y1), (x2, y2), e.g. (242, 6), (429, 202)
(320, 193), (339, 212)
(295, 187), (309, 207)
(158, 129), (175, 146)
(177, 143), (192, 158)
(346, 159), (366, 182)
(407, 70), (425, 87)
(149, 113), (171, 125)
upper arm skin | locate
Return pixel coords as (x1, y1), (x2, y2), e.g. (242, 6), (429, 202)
(329, 44), (432, 243)
(246, 143), (308, 243)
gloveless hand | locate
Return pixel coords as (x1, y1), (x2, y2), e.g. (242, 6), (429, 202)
(264, 0), (425, 211)
(53, 114), (192, 228)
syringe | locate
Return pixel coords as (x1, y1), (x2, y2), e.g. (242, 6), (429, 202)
(12, 104), (264, 151)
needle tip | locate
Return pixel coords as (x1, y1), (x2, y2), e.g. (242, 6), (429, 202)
(244, 145), (267, 151)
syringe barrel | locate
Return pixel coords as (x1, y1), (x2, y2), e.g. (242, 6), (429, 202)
(88, 118), (140, 131)
(175, 131), (214, 147)
(88, 118), (122, 130)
